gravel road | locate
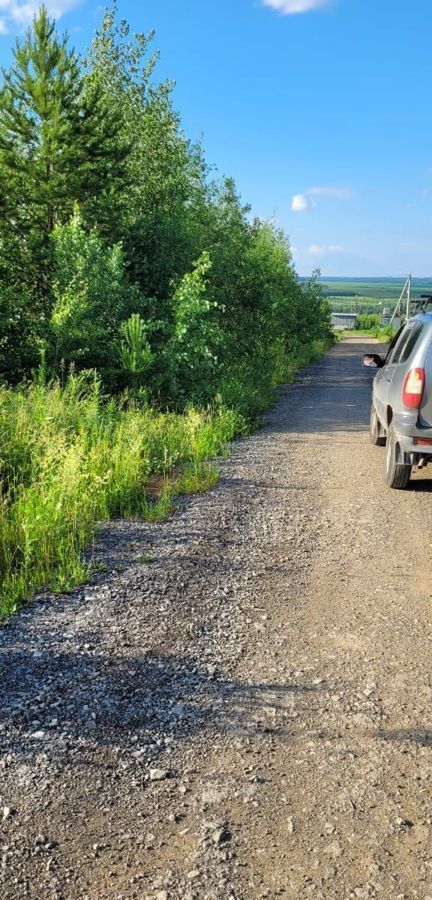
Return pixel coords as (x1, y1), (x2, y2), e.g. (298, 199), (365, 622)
(2, 336), (432, 900)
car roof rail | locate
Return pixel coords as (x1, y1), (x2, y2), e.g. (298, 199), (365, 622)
(410, 295), (432, 315)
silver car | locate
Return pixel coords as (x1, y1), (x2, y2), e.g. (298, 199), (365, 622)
(363, 313), (432, 488)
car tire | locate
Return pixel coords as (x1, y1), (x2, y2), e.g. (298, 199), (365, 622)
(370, 403), (386, 446)
(384, 427), (412, 489)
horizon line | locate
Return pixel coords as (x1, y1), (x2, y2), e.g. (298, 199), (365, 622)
(298, 274), (432, 280)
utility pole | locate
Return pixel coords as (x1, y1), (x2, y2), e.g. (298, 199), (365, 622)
(389, 274), (412, 326)
(406, 273), (411, 320)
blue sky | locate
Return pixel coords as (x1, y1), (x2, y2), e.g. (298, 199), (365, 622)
(1, 0), (432, 277)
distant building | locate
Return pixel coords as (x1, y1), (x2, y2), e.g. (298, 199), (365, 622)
(331, 312), (358, 330)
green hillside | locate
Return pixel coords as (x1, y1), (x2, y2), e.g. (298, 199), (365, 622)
(306, 277), (432, 314)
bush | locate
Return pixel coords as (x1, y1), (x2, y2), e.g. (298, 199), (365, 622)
(373, 324), (396, 341)
(0, 285), (41, 383)
(51, 210), (142, 387)
(356, 313), (381, 331)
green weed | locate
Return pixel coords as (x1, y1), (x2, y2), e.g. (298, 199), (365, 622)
(177, 461), (219, 495)
(137, 554), (156, 564)
(0, 376), (239, 616)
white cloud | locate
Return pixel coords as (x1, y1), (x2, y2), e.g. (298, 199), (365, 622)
(309, 186), (354, 200)
(262, 0), (331, 14)
(0, 1), (80, 32)
(308, 244), (345, 255)
(291, 193), (311, 212)
(291, 185), (354, 212)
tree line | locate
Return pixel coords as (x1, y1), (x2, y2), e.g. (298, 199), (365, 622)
(0, 3), (332, 416)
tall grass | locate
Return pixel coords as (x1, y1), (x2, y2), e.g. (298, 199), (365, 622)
(278, 338), (334, 382)
(0, 374), (243, 616)
(0, 339), (332, 617)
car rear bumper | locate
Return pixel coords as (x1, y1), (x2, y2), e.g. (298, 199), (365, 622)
(393, 412), (432, 459)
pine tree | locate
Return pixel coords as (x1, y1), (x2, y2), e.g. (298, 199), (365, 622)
(0, 5), (129, 298)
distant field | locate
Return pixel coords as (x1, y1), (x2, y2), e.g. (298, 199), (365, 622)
(301, 277), (432, 314)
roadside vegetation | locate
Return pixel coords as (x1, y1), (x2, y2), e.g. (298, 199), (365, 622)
(0, 4), (333, 614)
(354, 315), (396, 342)
(0, 378), (241, 616)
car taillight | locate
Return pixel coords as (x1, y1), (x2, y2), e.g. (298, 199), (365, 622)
(402, 367), (425, 409)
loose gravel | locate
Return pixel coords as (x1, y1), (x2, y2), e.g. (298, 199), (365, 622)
(2, 338), (432, 899)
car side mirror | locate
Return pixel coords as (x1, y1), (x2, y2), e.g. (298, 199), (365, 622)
(363, 353), (384, 369)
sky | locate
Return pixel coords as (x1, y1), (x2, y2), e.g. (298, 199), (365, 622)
(1, 0), (432, 277)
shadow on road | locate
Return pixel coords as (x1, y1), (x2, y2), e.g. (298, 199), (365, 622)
(408, 478), (432, 493)
(0, 640), (322, 766)
(377, 727), (432, 747)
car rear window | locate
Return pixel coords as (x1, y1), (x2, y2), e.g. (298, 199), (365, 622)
(391, 323), (423, 364)
(386, 325), (407, 363)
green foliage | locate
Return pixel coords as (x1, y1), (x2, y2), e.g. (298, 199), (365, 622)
(374, 324), (396, 342)
(178, 461), (219, 495)
(0, 284), (40, 382)
(51, 209), (139, 384)
(353, 312), (396, 341)
(0, 375), (243, 615)
(0, 5), (334, 614)
(0, 5), (127, 317)
(0, 4), (332, 406)
(169, 252), (221, 403)
(120, 313), (153, 386)
(356, 313), (381, 331)
(85, 2), (205, 296)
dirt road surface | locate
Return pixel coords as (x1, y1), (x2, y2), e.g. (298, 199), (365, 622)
(2, 337), (432, 900)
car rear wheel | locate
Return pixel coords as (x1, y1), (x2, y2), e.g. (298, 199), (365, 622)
(384, 427), (412, 489)
(370, 403), (386, 446)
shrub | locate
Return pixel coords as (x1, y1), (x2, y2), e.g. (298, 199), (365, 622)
(356, 313), (381, 331)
